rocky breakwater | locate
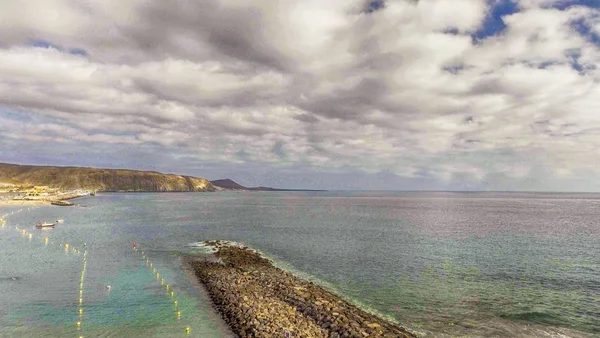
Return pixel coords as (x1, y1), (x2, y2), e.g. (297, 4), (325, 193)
(187, 241), (416, 338)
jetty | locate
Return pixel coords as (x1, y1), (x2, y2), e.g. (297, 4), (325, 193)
(51, 200), (74, 206)
(187, 241), (415, 338)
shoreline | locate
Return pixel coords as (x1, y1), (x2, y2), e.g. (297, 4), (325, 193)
(186, 241), (416, 338)
(0, 191), (88, 206)
(0, 200), (48, 206)
(180, 257), (238, 337)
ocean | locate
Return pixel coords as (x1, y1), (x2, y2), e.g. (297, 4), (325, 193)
(0, 192), (598, 337)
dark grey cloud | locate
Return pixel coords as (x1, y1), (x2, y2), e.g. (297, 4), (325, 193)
(296, 77), (393, 121)
(71, 0), (295, 72)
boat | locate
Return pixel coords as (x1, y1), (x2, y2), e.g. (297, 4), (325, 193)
(56, 219), (65, 224)
(51, 200), (74, 206)
(36, 222), (56, 229)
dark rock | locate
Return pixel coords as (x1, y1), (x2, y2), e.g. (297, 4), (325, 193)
(185, 241), (415, 338)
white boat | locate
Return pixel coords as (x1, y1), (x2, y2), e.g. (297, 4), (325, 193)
(36, 222), (56, 228)
(56, 219), (65, 223)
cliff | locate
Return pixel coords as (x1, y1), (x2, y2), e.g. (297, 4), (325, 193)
(0, 163), (216, 192)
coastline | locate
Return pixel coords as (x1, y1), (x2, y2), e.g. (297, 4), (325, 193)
(0, 192), (84, 206)
(0, 200), (48, 206)
(186, 241), (416, 338)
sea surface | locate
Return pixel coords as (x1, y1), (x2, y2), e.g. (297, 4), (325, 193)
(0, 192), (599, 337)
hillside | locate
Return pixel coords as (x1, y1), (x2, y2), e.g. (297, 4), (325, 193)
(210, 179), (248, 190)
(211, 178), (325, 192)
(0, 163), (216, 192)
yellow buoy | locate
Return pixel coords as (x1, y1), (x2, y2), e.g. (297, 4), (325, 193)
(76, 321), (81, 327)
(79, 308), (83, 314)
(174, 300), (178, 306)
(186, 327), (190, 334)
(44, 237), (49, 243)
(65, 244), (69, 249)
(170, 291), (174, 297)
(79, 298), (83, 304)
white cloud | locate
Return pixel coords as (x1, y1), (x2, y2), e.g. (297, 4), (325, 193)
(0, 0), (599, 190)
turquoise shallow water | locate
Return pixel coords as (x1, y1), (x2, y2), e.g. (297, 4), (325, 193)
(1, 192), (599, 337)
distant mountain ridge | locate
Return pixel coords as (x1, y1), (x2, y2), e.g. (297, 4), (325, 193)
(0, 163), (215, 192)
(210, 178), (325, 192)
(210, 179), (248, 190)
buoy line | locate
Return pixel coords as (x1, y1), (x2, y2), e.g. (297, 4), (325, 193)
(1, 207), (88, 336)
(133, 243), (191, 335)
(1, 207), (82, 255)
(2, 209), (192, 336)
(77, 249), (88, 337)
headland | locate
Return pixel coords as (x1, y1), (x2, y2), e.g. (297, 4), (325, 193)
(0, 162), (217, 205)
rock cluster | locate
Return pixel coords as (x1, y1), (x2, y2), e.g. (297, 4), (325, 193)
(187, 241), (415, 338)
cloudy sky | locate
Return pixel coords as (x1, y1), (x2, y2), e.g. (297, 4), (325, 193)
(1, 0), (599, 191)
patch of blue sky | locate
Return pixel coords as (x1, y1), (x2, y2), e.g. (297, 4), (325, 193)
(68, 48), (88, 56)
(30, 40), (61, 50)
(473, 0), (520, 41)
(570, 18), (600, 46)
(566, 48), (585, 72)
(29, 39), (88, 56)
(539, 1), (600, 46)
(537, 61), (557, 69)
(548, 0), (600, 10)
(365, 0), (385, 13)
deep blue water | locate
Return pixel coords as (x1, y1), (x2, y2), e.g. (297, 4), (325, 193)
(1, 191), (599, 337)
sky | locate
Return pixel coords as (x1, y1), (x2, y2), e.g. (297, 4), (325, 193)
(0, 0), (599, 191)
